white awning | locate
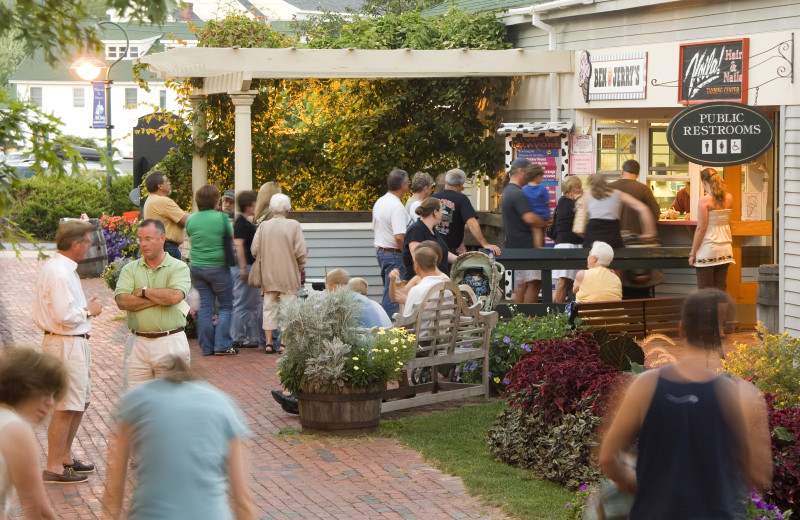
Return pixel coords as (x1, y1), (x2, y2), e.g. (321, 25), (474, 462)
(497, 121), (573, 134)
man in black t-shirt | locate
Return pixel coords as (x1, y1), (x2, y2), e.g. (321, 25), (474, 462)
(433, 168), (501, 256)
(502, 158), (551, 303)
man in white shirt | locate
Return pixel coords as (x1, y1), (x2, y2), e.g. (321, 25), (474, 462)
(403, 246), (452, 317)
(33, 220), (103, 484)
(372, 169), (411, 317)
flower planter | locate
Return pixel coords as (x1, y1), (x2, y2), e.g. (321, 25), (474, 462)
(296, 382), (385, 435)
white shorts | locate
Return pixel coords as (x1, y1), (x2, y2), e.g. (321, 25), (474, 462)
(124, 332), (191, 390)
(552, 243), (583, 281)
(262, 292), (297, 330)
(41, 335), (91, 412)
(514, 270), (541, 288)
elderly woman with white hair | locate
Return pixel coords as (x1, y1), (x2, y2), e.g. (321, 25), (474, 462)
(251, 193), (307, 354)
(573, 241), (622, 302)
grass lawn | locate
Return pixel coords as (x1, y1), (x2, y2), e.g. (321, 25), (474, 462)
(380, 399), (574, 520)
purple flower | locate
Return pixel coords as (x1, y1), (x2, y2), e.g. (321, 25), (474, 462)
(502, 377), (510, 385)
(579, 483), (589, 492)
(523, 343), (531, 352)
(503, 336), (511, 343)
(564, 502), (571, 509)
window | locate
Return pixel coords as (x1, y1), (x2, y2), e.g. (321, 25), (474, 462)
(73, 87), (85, 108)
(29, 87), (42, 107)
(595, 120), (638, 175)
(125, 88), (137, 106)
(106, 46), (139, 59)
(159, 89), (167, 109)
(647, 123), (689, 211)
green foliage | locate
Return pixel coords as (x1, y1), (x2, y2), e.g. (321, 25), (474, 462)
(101, 256), (133, 291)
(456, 310), (580, 394)
(0, 28), (25, 87)
(381, 400), (574, 520)
(593, 328), (645, 372)
(486, 403), (603, 490)
(278, 288), (416, 392)
(9, 175), (135, 240)
(140, 8), (513, 210)
(723, 323), (800, 408)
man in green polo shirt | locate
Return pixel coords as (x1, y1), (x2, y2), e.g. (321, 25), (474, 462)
(115, 219), (192, 389)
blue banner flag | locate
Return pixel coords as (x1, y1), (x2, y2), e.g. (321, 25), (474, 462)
(92, 82), (106, 129)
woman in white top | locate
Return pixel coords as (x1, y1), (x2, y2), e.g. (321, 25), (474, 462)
(0, 348), (67, 520)
(582, 175), (657, 249)
(689, 168), (734, 333)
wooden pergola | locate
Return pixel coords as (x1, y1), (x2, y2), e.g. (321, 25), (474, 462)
(138, 47), (573, 196)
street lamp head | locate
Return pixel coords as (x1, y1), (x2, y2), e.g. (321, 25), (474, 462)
(71, 56), (107, 82)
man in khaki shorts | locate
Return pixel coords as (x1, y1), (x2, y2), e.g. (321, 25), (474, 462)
(114, 219), (192, 388)
(33, 219), (103, 484)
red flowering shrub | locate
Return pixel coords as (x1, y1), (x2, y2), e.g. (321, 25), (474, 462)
(765, 395), (800, 514)
(504, 332), (625, 423)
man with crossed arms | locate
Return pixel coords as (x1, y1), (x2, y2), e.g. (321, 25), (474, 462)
(115, 219), (191, 388)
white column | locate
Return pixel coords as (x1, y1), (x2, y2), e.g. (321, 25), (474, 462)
(188, 94), (207, 211)
(229, 92), (257, 194)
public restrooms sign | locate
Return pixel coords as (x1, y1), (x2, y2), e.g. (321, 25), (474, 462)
(679, 38), (749, 104)
(666, 102), (774, 167)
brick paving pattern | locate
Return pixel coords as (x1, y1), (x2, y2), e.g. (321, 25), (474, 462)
(0, 254), (510, 520)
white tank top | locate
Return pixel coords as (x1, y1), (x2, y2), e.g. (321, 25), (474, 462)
(0, 407), (24, 520)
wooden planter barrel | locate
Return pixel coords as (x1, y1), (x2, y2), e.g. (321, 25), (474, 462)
(296, 382), (385, 435)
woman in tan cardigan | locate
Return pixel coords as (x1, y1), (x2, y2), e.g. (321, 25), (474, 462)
(251, 193), (307, 354)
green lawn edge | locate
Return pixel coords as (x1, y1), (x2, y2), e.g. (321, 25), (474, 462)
(379, 399), (574, 520)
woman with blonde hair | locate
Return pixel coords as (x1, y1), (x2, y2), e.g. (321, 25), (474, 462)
(254, 182), (282, 225)
(582, 174), (656, 249)
(0, 348), (67, 520)
(689, 168), (734, 289)
(552, 175), (585, 302)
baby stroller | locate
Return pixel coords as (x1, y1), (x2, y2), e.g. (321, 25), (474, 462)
(449, 251), (505, 311)
(410, 251), (505, 385)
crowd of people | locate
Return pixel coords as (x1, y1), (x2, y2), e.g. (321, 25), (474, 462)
(2, 161), (748, 519)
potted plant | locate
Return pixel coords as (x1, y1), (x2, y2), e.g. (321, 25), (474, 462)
(277, 288), (417, 434)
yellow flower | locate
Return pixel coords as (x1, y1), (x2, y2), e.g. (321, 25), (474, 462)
(352, 357), (359, 361)
(493, 377), (501, 383)
(390, 338), (398, 345)
(393, 347), (398, 352)
(384, 349), (389, 353)
(378, 329), (386, 335)
(397, 361), (403, 366)
(354, 366), (359, 370)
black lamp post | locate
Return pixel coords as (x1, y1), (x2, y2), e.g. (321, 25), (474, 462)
(71, 21), (129, 188)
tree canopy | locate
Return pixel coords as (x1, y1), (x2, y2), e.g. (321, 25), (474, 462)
(143, 9), (514, 210)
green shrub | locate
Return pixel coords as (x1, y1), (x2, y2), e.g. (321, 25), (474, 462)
(487, 402), (603, 490)
(455, 310), (580, 394)
(9, 174), (136, 240)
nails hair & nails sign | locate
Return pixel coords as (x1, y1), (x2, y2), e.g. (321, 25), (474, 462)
(679, 38), (749, 104)
(666, 101), (774, 167)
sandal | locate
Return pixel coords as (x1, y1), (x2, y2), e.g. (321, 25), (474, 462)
(264, 344), (276, 354)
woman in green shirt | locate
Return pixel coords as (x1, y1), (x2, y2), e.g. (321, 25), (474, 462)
(185, 185), (237, 356)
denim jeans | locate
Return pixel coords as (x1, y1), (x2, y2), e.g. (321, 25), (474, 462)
(230, 265), (266, 344)
(164, 240), (182, 260)
(376, 250), (404, 318)
(189, 265), (234, 355)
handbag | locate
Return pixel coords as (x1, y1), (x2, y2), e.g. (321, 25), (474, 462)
(222, 213), (237, 267)
(572, 198), (588, 236)
(248, 255), (262, 288)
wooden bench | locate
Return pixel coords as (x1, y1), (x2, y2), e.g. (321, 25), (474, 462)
(575, 296), (686, 339)
(380, 280), (499, 413)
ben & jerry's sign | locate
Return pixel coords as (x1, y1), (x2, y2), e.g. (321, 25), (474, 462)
(666, 102), (774, 167)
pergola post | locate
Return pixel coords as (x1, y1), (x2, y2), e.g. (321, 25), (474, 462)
(188, 94), (208, 209)
(229, 92), (258, 195)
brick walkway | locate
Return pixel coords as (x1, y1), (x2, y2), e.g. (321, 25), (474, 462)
(0, 254), (510, 520)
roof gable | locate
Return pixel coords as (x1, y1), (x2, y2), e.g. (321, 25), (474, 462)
(425, 0), (543, 16)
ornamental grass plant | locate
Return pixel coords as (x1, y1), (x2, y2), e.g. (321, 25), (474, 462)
(277, 288), (418, 394)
